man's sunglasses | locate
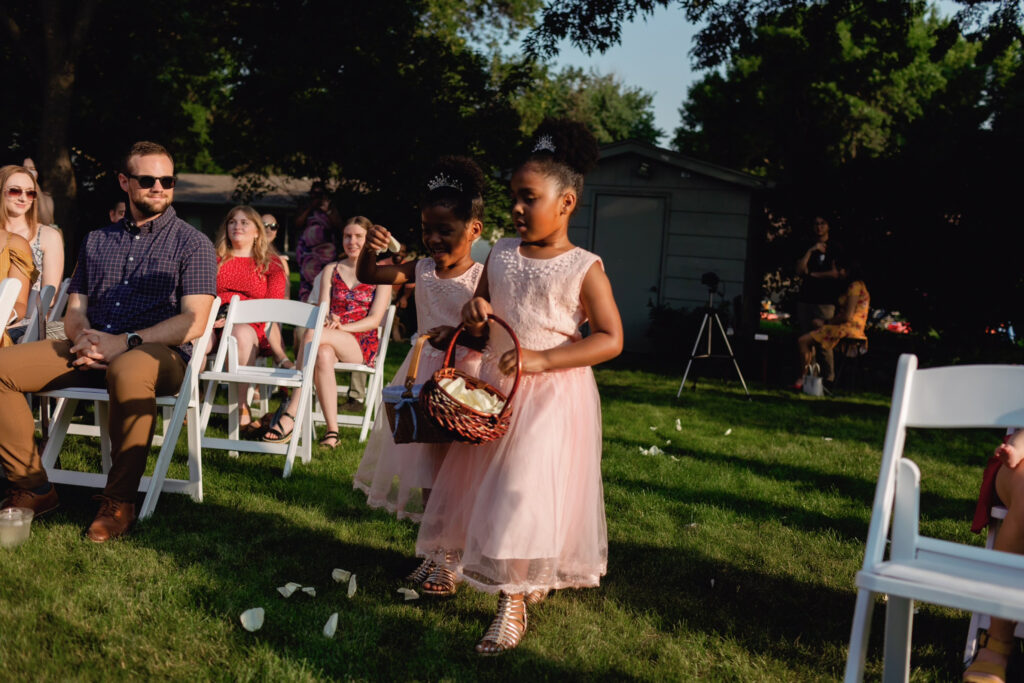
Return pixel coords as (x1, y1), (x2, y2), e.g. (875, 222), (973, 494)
(5, 187), (38, 199)
(127, 174), (177, 189)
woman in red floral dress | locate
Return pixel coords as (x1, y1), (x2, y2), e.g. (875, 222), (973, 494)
(213, 205), (288, 433)
(265, 216), (391, 447)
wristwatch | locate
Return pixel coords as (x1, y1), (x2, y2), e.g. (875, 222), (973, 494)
(126, 332), (143, 349)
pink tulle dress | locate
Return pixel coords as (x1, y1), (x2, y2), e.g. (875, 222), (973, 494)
(415, 238), (608, 595)
(353, 259), (483, 521)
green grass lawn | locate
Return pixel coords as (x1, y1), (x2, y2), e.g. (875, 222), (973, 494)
(0, 352), (1001, 681)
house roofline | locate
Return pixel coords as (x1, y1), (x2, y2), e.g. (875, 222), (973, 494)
(599, 139), (774, 190)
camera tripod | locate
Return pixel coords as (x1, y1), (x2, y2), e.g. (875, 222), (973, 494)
(676, 287), (751, 399)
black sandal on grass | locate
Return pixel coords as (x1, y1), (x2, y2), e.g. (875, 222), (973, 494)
(262, 412), (295, 444)
(318, 430), (340, 449)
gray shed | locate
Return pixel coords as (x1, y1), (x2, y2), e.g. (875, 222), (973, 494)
(571, 140), (771, 352)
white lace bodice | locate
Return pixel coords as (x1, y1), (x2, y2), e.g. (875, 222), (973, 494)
(487, 238), (601, 351)
(414, 258), (483, 333)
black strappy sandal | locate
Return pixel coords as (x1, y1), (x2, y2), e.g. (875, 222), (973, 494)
(318, 430), (340, 449)
(262, 411), (295, 444)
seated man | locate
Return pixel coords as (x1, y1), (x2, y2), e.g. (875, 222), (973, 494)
(0, 140), (216, 542)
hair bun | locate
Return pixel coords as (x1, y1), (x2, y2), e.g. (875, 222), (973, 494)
(525, 118), (599, 175)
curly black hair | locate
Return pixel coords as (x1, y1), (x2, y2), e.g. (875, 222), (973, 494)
(518, 118), (599, 196)
(421, 155), (486, 222)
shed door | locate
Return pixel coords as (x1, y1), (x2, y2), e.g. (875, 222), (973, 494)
(592, 194), (666, 352)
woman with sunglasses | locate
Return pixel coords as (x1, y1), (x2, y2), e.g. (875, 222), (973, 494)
(0, 165), (64, 299)
(0, 166), (40, 345)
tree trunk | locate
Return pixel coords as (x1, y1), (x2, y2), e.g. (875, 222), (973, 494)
(36, 0), (99, 258)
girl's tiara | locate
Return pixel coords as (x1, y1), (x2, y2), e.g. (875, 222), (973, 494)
(532, 134), (556, 154)
(427, 172), (463, 192)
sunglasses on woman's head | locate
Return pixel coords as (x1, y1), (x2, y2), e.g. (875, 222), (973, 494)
(127, 174), (177, 189)
(5, 187), (37, 199)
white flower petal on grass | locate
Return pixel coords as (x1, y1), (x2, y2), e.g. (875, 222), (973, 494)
(649, 445), (664, 455)
(347, 574), (357, 598)
(397, 587), (419, 601)
(675, 418), (682, 431)
(665, 440), (671, 445)
(649, 426), (657, 431)
(724, 428), (732, 436)
(301, 587), (316, 597)
(277, 581), (301, 598)
(239, 607), (264, 632)
(331, 568), (351, 583)
(323, 612), (339, 638)
(823, 437), (834, 441)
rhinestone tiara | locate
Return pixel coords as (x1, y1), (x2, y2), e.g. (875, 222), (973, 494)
(532, 134), (556, 154)
(426, 172), (463, 192)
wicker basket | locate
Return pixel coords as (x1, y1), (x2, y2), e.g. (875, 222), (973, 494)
(383, 334), (457, 444)
(420, 314), (521, 445)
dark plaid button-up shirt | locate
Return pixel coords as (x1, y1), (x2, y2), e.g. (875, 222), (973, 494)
(68, 205), (217, 359)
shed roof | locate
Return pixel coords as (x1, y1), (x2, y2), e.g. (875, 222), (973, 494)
(599, 140), (774, 190)
(174, 173), (313, 208)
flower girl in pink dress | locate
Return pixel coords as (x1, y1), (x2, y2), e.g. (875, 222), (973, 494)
(415, 120), (624, 655)
(353, 156), (485, 581)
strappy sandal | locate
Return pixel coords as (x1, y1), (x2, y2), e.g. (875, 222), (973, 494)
(405, 558), (435, 584)
(475, 592), (527, 656)
(422, 563), (458, 596)
(964, 631), (1014, 683)
(318, 430), (340, 449)
(525, 589), (550, 606)
(262, 411), (295, 444)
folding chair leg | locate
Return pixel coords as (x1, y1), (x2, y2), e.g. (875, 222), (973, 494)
(187, 403), (203, 502)
(882, 596), (913, 683)
(227, 383), (240, 459)
(844, 589), (876, 683)
(41, 397), (77, 469)
(97, 401), (112, 473)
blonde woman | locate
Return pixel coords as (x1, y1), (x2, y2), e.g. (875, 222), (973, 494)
(0, 165), (63, 295)
(213, 205), (288, 434)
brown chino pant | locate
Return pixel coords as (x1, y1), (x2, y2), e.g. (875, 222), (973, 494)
(0, 339), (185, 501)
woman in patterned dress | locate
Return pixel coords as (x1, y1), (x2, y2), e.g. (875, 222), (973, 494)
(264, 216), (391, 446)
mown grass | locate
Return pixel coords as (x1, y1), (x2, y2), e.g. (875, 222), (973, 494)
(0, 351), (1000, 681)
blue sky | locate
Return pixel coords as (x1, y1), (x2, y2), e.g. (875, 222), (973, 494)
(546, 2), (962, 146)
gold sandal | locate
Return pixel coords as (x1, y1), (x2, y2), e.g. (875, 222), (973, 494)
(476, 592), (527, 656)
(525, 588), (550, 606)
(964, 631), (1014, 683)
(405, 558), (435, 584)
(421, 564), (458, 596)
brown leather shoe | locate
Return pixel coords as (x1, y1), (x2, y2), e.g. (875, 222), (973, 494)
(86, 495), (136, 543)
(2, 485), (59, 517)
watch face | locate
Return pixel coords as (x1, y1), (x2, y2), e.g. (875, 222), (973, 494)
(128, 333), (142, 348)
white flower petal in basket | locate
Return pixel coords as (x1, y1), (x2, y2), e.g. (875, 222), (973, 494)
(347, 574), (357, 598)
(240, 607), (264, 632)
(323, 612), (339, 638)
(331, 568), (351, 583)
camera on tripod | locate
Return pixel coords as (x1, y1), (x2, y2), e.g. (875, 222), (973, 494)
(700, 271), (720, 292)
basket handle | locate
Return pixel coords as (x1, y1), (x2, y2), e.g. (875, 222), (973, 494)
(403, 333), (434, 393)
(443, 314), (522, 416)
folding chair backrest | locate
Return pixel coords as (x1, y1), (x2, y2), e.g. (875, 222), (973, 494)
(209, 295), (324, 377)
(0, 277), (23, 338)
(19, 284), (56, 343)
(50, 277), (71, 319)
(863, 354), (1024, 567)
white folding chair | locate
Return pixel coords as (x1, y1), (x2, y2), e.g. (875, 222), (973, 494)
(199, 296), (327, 477)
(50, 277), (71, 320)
(845, 354), (1024, 682)
(0, 278), (23, 338)
(36, 297), (221, 520)
(312, 304), (396, 442)
(18, 283), (56, 343)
